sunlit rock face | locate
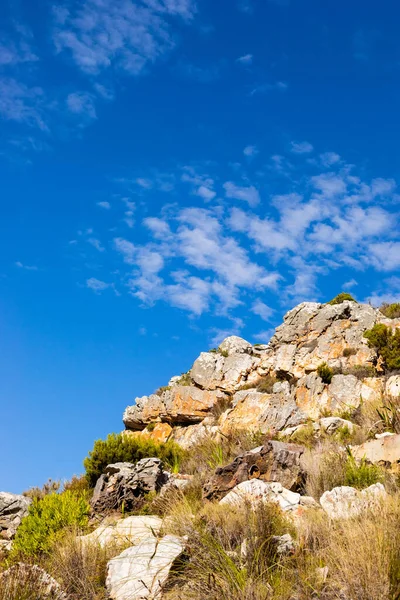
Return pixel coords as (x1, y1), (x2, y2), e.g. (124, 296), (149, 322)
(122, 301), (399, 448)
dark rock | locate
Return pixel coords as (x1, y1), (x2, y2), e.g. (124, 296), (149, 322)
(203, 440), (305, 501)
(91, 458), (169, 514)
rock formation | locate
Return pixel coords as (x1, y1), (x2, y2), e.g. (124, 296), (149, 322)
(123, 300), (400, 447)
(0, 492), (31, 551)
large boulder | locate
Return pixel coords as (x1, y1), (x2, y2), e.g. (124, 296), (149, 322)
(203, 440), (305, 501)
(106, 535), (185, 600)
(219, 479), (300, 511)
(91, 458), (168, 513)
(219, 390), (304, 435)
(191, 350), (259, 392)
(352, 434), (400, 465)
(0, 492), (31, 544)
(123, 386), (229, 430)
(320, 483), (387, 519)
(80, 515), (162, 549)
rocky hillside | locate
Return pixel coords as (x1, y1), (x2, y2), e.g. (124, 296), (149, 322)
(123, 299), (400, 448)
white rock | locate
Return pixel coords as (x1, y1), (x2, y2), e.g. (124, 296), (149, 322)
(320, 483), (387, 519)
(80, 515), (162, 549)
(386, 375), (400, 397)
(106, 535), (184, 600)
(319, 417), (356, 434)
(219, 479), (300, 511)
(219, 336), (252, 356)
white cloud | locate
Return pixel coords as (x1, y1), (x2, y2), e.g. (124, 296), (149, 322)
(311, 172), (347, 198)
(196, 185), (216, 201)
(86, 277), (110, 292)
(368, 242), (400, 272)
(15, 261), (38, 271)
(66, 91), (97, 123)
(243, 145), (258, 157)
(343, 278), (358, 289)
(0, 78), (47, 130)
(237, 54), (253, 65)
(290, 141), (313, 154)
(88, 237), (105, 252)
(320, 152), (341, 167)
(223, 181), (260, 206)
(251, 300), (274, 321)
(136, 178), (153, 189)
(53, 0), (196, 76)
(97, 201), (111, 209)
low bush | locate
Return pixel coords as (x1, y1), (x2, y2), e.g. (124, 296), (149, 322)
(328, 292), (356, 305)
(176, 371), (192, 386)
(364, 323), (400, 371)
(304, 444), (383, 499)
(83, 433), (184, 487)
(23, 479), (60, 501)
(343, 347), (357, 357)
(342, 364), (376, 379)
(257, 375), (277, 393)
(317, 362), (334, 384)
(380, 302), (400, 319)
(10, 490), (90, 559)
(155, 385), (171, 396)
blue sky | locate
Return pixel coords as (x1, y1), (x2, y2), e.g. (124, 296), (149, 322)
(1, 0), (400, 493)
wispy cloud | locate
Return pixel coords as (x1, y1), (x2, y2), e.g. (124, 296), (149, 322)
(86, 277), (110, 292)
(243, 145), (258, 157)
(15, 261), (38, 271)
(237, 53), (253, 65)
(0, 78), (47, 130)
(66, 91), (97, 125)
(97, 201), (111, 209)
(290, 140), (313, 154)
(53, 0), (197, 76)
(223, 181), (260, 206)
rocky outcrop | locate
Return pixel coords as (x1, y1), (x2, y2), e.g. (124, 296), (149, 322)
(203, 440), (305, 501)
(122, 301), (400, 448)
(91, 459), (168, 513)
(320, 483), (387, 519)
(106, 534), (185, 600)
(0, 492), (31, 548)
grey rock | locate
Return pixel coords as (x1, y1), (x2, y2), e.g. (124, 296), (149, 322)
(319, 417), (356, 435)
(328, 374), (362, 412)
(0, 492), (31, 541)
(106, 534), (185, 600)
(91, 458), (168, 513)
(272, 533), (296, 555)
(219, 480), (301, 511)
(219, 335), (252, 356)
(320, 483), (387, 519)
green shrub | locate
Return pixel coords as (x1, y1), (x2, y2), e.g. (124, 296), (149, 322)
(343, 364), (376, 379)
(376, 396), (400, 434)
(344, 452), (383, 489)
(343, 347), (357, 357)
(176, 371), (192, 386)
(317, 362), (334, 384)
(328, 292), (356, 305)
(83, 432), (184, 487)
(380, 302), (400, 319)
(364, 323), (400, 371)
(155, 385), (171, 396)
(10, 491), (90, 559)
